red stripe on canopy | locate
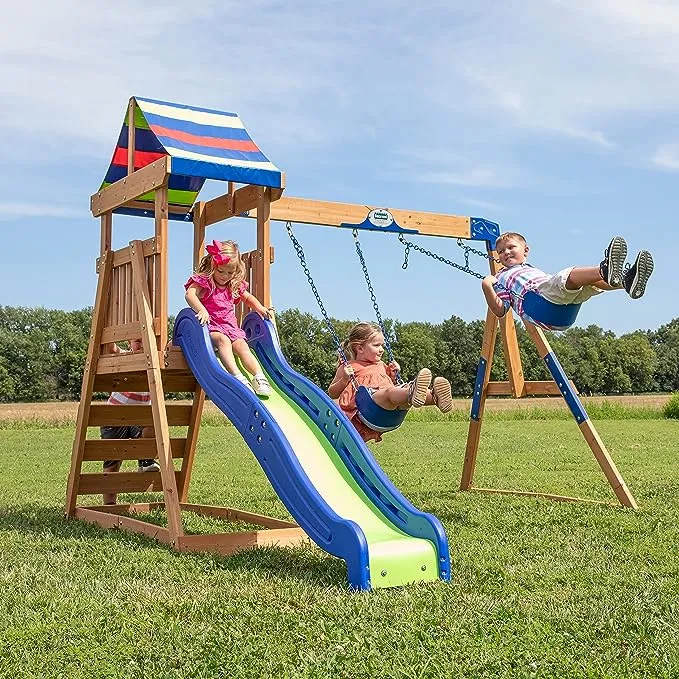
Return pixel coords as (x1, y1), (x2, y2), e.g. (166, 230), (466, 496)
(150, 125), (260, 153)
(112, 147), (166, 169)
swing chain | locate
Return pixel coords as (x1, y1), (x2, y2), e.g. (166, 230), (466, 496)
(398, 233), (488, 281)
(285, 222), (359, 387)
(352, 230), (403, 384)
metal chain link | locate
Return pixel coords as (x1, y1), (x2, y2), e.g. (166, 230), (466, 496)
(285, 222), (359, 389)
(397, 233), (526, 301)
(352, 230), (403, 383)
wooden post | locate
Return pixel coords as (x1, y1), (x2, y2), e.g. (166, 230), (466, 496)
(178, 385), (206, 502)
(460, 309), (499, 490)
(523, 323), (638, 509)
(127, 98), (136, 175)
(100, 212), (112, 259)
(65, 251), (113, 516)
(155, 185), (169, 349)
(192, 202), (206, 271)
(255, 187), (271, 306)
(129, 240), (184, 538)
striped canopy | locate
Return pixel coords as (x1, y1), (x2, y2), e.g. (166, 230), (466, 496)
(101, 96), (284, 221)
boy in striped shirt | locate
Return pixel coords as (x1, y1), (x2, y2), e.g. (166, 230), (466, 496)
(101, 339), (159, 505)
(482, 233), (654, 330)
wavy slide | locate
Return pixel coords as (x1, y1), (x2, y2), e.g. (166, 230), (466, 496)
(174, 309), (450, 590)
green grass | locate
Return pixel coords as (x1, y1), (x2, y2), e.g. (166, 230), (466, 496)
(1, 420), (678, 678)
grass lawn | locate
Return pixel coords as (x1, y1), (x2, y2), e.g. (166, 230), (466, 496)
(1, 418), (678, 678)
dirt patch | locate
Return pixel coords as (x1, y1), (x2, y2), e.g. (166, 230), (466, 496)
(0, 394), (669, 424)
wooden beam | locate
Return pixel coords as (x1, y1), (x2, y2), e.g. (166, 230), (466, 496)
(100, 213), (112, 259)
(100, 320), (162, 345)
(256, 188), (272, 306)
(179, 504), (298, 528)
(247, 196), (473, 239)
(83, 438), (187, 461)
(91, 156), (171, 217)
(176, 528), (308, 555)
(87, 402), (192, 429)
(177, 385), (205, 502)
(96, 349), (188, 374)
(154, 185), (169, 348)
(77, 471), (180, 495)
(203, 184), (263, 227)
(93, 370), (196, 393)
(469, 488), (614, 506)
(74, 507), (173, 545)
(192, 202), (206, 271)
(127, 98), (136, 176)
(486, 380), (578, 397)
(130, 239), (184, 537)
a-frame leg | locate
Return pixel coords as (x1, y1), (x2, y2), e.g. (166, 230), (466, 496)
(461, 309), (500, 490)
(129, 240), (184, 538)
(65, 250), (113, 517)
(523, 323), (637, 509)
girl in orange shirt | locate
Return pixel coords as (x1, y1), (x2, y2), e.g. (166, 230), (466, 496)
(328, 322), (452, 443)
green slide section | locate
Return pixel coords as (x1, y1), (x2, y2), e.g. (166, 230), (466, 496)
(257, 365), (439, 589)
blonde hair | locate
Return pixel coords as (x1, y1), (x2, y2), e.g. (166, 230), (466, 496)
(495, 231), (527, 251)
(196, 240), (247, 295)
(340, 322), (383, 360)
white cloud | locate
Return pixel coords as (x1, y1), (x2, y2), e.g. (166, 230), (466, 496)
(651, 144), (679, 170)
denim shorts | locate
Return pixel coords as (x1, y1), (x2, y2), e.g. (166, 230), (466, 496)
(100, 425), (143, 470)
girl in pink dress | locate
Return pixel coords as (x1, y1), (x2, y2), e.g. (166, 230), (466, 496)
(327, 322), (453, 443)
(185, 239), (272, 396)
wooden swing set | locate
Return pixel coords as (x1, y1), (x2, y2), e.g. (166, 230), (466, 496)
(66, 96), (635, 559)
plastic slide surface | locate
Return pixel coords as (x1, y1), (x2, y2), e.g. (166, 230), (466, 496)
(174, 309), (450, 590)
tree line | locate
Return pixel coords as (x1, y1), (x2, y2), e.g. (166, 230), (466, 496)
(0, 305), (677, 403)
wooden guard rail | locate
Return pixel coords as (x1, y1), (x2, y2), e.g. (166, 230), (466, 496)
(236, 246), (275, 324)
(98, 237), (163, 347)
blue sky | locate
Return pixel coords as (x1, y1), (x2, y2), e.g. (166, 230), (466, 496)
(0, 0), (676, 335)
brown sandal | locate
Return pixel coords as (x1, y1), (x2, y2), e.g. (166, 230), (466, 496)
(407, 368), (432, 408)
(432, 376), (453, 413)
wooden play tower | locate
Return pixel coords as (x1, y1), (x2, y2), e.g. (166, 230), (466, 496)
(65, 96), (309, 552)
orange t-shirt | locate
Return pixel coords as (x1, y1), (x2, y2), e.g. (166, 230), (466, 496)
(337, 360), (398, 443)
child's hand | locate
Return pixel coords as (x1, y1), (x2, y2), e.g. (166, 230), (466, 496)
(483, 275), (498, 286)
(342, 364), (355, 380)
(258, 305), (275, 320)
(388, 361), (401, 373)
(195, 309), (210, 325)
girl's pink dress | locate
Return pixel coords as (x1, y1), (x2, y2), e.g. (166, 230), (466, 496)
(184, 275), (248, 341)
(337, 359), (399, 443)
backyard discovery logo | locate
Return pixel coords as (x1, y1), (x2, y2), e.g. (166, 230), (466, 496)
(367, 209), (394, 229)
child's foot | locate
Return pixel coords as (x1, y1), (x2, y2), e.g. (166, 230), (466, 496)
(138, 459), (160, 472)
(251, 374), (272, 397)
(235, 373), (255, 391)
(599, 236), (627, 288)
(431, 377), (453, 413)
(407, 368), (432, 408)
(623, 250), (654, 299)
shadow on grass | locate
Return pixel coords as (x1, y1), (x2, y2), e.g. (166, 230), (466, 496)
(0, 502), (347, 589)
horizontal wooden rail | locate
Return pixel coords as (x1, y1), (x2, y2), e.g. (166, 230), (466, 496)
(486, 380), (579, 397)
(179, 504), (297, 528)
(82, 438), (187, 461)
(93, 371), (197, 393)
(100, 320), (163, 345)
(91, 157), (171, 217)
(470, 487), (613, 506)
(77, 470), (181, 495)
(96, 237), (158, 271)
(204, 184), (283, 227)
(176, 528), (307, 554)
(74, 507), (173, 544)
(96, 350), (188, 374)
(87, 403), (193, 427)
(246, 196), (473, 239)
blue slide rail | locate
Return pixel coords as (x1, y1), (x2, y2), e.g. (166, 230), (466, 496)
(242, 313), (451, 583)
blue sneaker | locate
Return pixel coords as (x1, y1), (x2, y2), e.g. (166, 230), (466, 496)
(623, 251), (654, 299)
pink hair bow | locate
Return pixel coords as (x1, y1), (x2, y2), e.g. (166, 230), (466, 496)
(206, 240), (231, 266)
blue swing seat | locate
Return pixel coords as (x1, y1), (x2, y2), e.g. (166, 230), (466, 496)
(521, 291), (581, 329)
(355, 385), (408, 433)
